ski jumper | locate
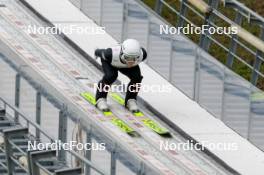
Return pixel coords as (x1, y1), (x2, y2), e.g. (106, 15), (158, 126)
(95, 45), (147, 106)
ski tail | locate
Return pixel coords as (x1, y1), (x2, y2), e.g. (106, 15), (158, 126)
(80, 92), (140, 137)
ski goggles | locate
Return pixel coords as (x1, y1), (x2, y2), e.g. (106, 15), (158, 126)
(123, 54), (140, 62)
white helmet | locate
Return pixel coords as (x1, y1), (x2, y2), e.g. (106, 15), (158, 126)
(121, 39), (141, 62)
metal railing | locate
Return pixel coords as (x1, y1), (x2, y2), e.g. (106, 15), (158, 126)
(0, 96), (107, 175)
(154, 0), (264, 86)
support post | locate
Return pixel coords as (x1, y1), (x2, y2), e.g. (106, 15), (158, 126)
(85, 129), (92, 175)
(194, 47), (201, 102)
(58, 106), (68, 162)
(110, 144), (116, 175)
(177, 0), (187, 27)
(226, 12), (242, 67)
(251, 26), (264, 85)
(36, 92), (41, 140)
(199, 0), (219, 51)
(137, 162), (145, 175)
(155, 0), (163, 15)
(15, 73), (21, 122)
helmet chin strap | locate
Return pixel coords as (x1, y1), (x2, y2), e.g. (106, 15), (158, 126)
(120, 53), (127, 64)
(119, 46), (126, 64)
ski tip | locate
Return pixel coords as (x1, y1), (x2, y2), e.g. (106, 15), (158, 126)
(159, 132), (172, 138)
(128, 131), (141, 137)
(133, 111), (144, 117)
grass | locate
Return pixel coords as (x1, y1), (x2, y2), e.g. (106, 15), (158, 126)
(142, 0), (264, 90)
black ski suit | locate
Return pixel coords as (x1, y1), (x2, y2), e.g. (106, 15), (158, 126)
(94, 47), (147, 106)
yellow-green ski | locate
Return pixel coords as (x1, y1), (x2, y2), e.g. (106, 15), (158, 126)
(80, 92), (140, 137)
(110, 92), (171, 137)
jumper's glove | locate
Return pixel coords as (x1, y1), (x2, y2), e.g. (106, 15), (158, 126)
(94, 49), (100, 59)
(95, 48), (107, 60)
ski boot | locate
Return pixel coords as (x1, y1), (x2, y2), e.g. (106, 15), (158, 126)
(126, 99), (139, 113)
(96, 98), (109, 112)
